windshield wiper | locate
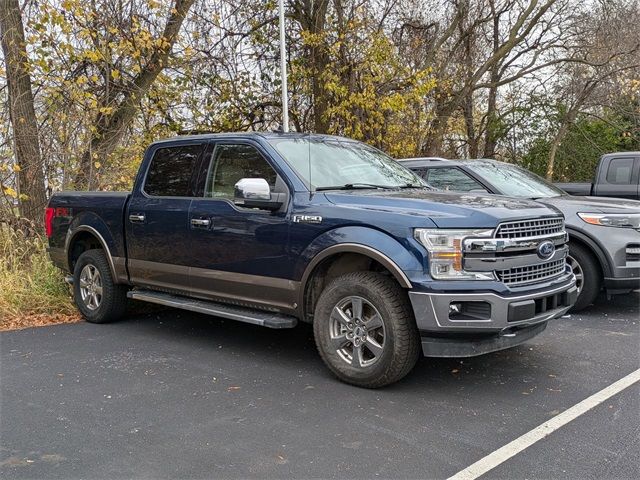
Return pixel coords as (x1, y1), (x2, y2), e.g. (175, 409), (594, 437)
(398, 183), (430, 189)
(315, 183), (393, 191)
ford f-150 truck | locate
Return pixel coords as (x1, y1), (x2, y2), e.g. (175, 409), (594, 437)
(47, 133), (577, 387)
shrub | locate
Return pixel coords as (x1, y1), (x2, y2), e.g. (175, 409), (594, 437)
(0, 225), (76, 326)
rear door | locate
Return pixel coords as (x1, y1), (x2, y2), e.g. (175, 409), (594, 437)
(595, 156), (639, 199)
(186, 140), (295, 311)
(125, 141), (205, 292)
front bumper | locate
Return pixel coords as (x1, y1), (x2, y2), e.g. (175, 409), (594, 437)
(409, 275), (577, 357)
(604, 276), (640, 292)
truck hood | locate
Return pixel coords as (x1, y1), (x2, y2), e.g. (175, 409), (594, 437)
(540, 195), (640, 213)
(324, 189), (557, 228)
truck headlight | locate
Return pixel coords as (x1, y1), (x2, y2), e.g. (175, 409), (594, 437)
(414, 228), (495, 280)
(578, 212), (640, 230)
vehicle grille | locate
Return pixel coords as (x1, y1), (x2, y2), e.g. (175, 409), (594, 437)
(496, 259), (566, 286)
(496, 218), (564, 239)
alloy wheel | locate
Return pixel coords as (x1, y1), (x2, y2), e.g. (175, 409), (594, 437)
(79, 264), (103, 310)
(567, 255), (584, 293)
(329, 296), (386, 368)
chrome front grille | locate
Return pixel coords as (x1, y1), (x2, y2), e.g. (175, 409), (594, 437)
(496, 259), (566, 286)
(496, 218), (564, 239)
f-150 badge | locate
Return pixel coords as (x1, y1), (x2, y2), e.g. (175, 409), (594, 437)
(293, 215), (323, 224)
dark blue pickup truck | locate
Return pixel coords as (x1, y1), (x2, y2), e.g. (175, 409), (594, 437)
(47, 133), (577, 387)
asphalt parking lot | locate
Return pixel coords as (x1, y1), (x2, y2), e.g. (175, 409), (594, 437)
(1, 293), (639, 479)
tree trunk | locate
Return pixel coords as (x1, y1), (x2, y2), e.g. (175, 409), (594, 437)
(460, 2), (478, 159)
(483, 8), (501, 159)
(545, 121), (570, 180)
(546, 83), (596, 179)
(422, 94), (458, 156)
(291, 0), (330, 134)
(463, 96), (478, 158)
(73, 0), (195, 189)
(0, 0), (47, 225)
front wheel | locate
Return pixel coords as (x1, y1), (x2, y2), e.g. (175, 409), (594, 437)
(73, 249), (128, 323)
(567, 242), (601, 312)
(313, 272), (420, 388)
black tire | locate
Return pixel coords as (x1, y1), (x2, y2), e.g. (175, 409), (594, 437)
(73, 249), (128, 323)
(313, 272), (420, 388)
(567, 242), (601, 312)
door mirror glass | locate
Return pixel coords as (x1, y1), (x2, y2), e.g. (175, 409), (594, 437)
(234, 178), (284, 210)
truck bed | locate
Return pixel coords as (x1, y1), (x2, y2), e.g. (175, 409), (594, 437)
(555, 182), (592, 196)
(47, 191), (131, 273)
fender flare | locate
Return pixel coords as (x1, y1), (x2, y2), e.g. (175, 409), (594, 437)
(300, 243), (413, 291)
(566, 227), (612, 277)
(296, 226), (425, 315)
(65, 224), (119, 280)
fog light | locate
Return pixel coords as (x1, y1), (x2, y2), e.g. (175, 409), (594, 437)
(449, 303), (462, 314)
(626, 245), (640, 264)
(448, 301), (492, 321)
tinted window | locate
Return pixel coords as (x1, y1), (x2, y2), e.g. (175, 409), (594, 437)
(204, 144), (277, 198)
(425, 167), (486, 192)
(605, 158), (634, 184)
(144, 145), (202, 196)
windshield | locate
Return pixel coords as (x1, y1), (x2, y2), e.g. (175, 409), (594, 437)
(268, 137), (427, 191)
(466, 161), (566, 198)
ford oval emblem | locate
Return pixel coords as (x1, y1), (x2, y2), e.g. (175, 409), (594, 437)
(537, 240), (555, 259)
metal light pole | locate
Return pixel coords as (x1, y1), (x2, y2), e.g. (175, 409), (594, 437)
(278, 0), (289, 132)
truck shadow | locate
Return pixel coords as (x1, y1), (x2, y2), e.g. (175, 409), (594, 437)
(122, 290), (638, 391)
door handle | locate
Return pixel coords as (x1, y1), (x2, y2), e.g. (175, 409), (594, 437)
(129, 214), (146, 223)
(190, 218), (211, 227)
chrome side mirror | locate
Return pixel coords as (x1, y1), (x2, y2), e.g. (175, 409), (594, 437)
(234, 178), (284, 211)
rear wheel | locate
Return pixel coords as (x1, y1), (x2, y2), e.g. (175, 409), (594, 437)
(73, 249), (128, 323)
(313, 272), (420, 388)
(567, 242), (601, 312)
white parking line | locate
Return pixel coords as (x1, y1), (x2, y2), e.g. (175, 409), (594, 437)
(448, 368), (640, 480)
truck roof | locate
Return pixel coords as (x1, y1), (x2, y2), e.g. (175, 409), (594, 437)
(149, 131), (360, 146)
(602, 151), (640, 157)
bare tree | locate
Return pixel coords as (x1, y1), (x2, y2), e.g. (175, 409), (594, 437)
(545, 0), (640, 179)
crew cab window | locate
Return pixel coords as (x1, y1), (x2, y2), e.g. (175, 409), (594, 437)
(144, 144), (202, 196)
(605, 158), (634, 184)
(204, 144), (277, 198)
(424, 167), (485, 192)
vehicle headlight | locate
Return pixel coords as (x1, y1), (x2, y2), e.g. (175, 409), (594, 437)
(578, 212), (640, 230)
(414, 228), (495, 280)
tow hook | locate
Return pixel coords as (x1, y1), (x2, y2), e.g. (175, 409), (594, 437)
(500, 327), (517, 338)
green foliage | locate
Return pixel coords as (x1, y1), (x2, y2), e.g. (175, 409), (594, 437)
(522, 105), (640, 181)
(0, 226), (74, 319)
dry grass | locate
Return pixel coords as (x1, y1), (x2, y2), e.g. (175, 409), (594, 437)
(0, 225), (80, 331)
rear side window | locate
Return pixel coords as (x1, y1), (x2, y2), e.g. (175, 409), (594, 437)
(204, 144), (277, 198)
(605, 158), (634, 184)
(144, 145), (203, 196)
(425, 167), (485, 192)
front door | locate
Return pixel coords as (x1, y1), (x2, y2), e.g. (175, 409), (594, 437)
(126, 141), (204, 292)
(187, 141), (295, 311)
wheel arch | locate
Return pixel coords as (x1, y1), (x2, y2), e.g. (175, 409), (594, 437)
(66, 226), (118, 281)
(566, 227), (610, 277)
(299, 244), (412, 323)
